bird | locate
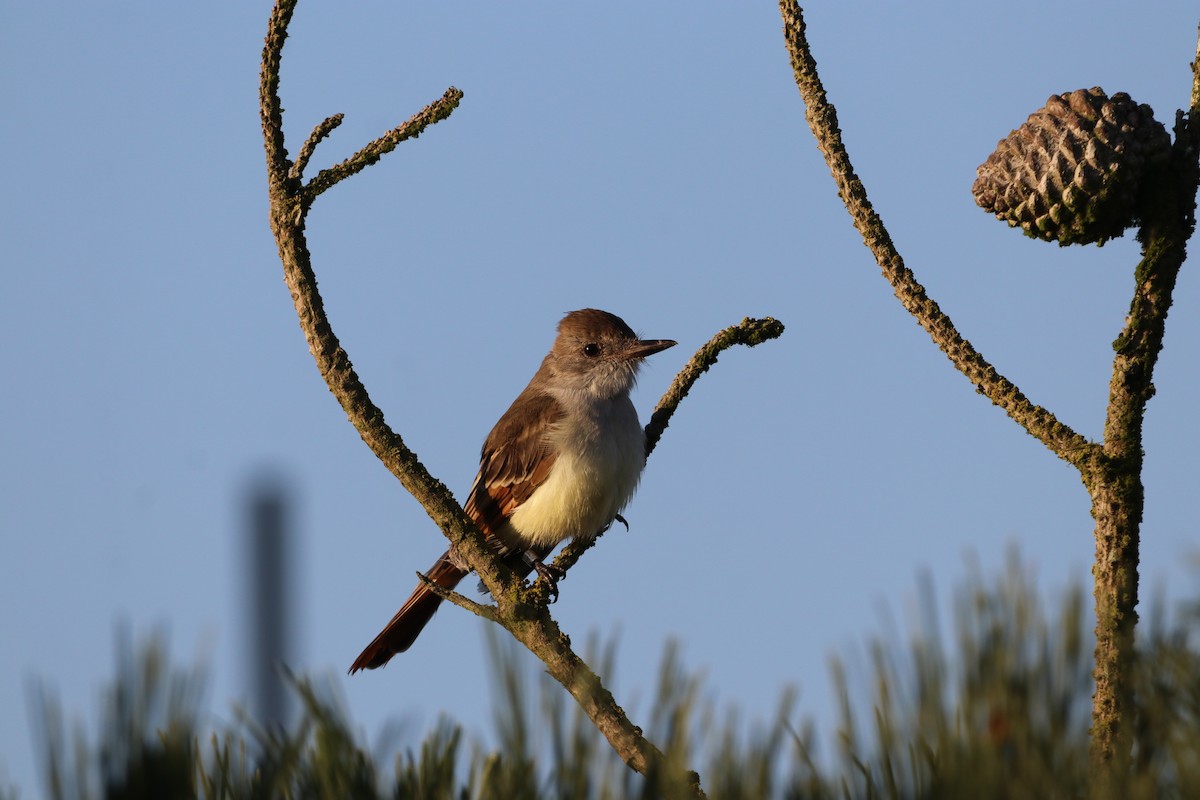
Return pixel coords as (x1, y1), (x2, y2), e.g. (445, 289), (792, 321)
(349, 309), (676, 672)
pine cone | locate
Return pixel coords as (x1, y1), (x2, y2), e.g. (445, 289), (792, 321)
(972, 87), (1170, 246)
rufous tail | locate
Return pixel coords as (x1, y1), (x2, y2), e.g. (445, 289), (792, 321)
(348, 551), (467, 673)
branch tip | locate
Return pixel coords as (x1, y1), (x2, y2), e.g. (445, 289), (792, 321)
(303, 87), (464, 203)
(417, 571), (497, 621)
(645, 316), (785, 457)
(291, 113), (345, 180)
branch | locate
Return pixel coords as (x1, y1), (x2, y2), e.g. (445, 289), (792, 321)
(301, 88), (463, 206)
(260, 0), (298, 189)
(646, 316), (785, 457)
(418, 571), (498, 623)
(778, 1), (1097, 471)
(1083, 26), (1200, 774)
(539, 316), (783, 790)
(290, 113), (344, 181)
(498, 590), (706, 797)
(1099, 22), (1200, 466)
(1192, 18), (1200, 115)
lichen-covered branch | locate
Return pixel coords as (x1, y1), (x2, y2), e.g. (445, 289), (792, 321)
(1087, 31), (1200, 777)
(419, 571), (499, 623)
(301, 88), (463, 206)
(647, 316), (785, 457)
(259, 2), (481, 575)
(259, 0), (296, 187)
(503, 605), (705, 796)
(291, 113), (344, 181)
(777, 1), (1096, 471)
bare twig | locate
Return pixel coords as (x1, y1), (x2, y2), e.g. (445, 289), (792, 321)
(418, 572), (499, 623)
(777, 1), (1096, 471)
(290, 113), (344, 181)
(301, 88), (463, 207)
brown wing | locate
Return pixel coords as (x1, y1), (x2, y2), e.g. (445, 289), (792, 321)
(463, 388), (564, 545)
(348, 387), (565, 672)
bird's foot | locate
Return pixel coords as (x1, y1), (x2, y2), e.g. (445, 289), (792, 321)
(528, 557), (565, 603)
(597, 514), (629, 536)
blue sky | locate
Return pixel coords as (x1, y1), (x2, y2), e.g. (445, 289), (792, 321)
(2, 2), (1198, 793)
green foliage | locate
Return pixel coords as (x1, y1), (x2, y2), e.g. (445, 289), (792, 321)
(23, 560), (1200, 799)
(820, 559), (1093, 799)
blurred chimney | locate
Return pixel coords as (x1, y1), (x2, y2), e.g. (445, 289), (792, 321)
(245, 474), (293, 731)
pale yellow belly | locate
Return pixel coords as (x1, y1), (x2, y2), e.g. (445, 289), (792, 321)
(506, 451), (638, 548)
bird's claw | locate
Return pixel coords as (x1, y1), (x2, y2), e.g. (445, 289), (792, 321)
(531, 559), (565, 603)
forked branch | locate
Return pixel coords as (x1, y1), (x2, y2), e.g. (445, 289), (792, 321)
(301, 89), (462, 206)
(260, 1), (485, 585)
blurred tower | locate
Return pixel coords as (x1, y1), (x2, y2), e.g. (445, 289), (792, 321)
(244, 474), (294, 731)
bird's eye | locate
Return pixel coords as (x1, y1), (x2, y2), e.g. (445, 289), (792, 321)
(582, 342), (601, 357)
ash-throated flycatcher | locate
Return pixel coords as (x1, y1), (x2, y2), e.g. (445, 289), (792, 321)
(349, 309), (675, 672)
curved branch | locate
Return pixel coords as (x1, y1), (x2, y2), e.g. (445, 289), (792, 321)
(260, 0), (298, 189)
(778, 1), (1096, 471)
(646, 316), (785, 457)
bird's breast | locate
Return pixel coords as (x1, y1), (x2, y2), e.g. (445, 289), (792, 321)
(506, 396), (645, 550)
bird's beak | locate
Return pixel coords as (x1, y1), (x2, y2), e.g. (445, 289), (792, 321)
(626, 339), (677, 360)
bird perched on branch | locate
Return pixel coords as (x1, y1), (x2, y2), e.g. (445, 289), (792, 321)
(350, 309), (675, 672)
